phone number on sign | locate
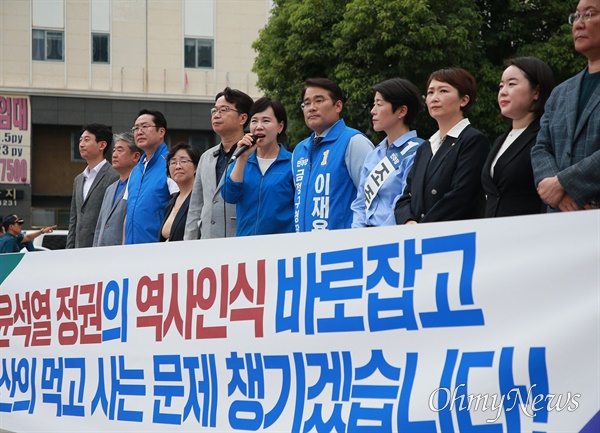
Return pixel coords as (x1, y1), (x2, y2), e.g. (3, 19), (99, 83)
(0, 158), (28, 183)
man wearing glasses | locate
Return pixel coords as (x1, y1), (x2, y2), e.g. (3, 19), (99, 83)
(0, 214), (56, 254)
(532, 0), (600, 212)
(184, 87), (254, 240)
(67, 123), (119, 248)
(292, 78), (373, 232)
(124, 109), (178, 244)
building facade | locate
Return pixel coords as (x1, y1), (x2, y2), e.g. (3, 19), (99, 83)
(0, 0), (271, 228)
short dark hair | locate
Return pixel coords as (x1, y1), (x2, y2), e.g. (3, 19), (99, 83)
(82, 123), (113, 157)
(372, 78), (422, 129)
(165, 142), (200, 177)
(249, 97), (288, 142)
(427, 68), (478, 114)
(302, 78), (345, 104)
(215, 87), (254, 127)
(507, 57), (555, 119)
(137, 109), (167, 131)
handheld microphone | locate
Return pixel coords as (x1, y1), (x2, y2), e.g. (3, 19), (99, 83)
(230, 135), (258, 163)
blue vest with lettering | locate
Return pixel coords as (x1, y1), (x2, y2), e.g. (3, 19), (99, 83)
(292, 119), (361, 232)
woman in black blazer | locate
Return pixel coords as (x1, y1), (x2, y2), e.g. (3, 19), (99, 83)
(395, 68), (489, 224)
(159, 143), (200, 242)
(482, 57), (555, 217)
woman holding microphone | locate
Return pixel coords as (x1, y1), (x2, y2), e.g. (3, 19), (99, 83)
(221, 97), (294, 236)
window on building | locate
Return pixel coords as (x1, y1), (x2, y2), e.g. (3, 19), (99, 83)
(184, 38), (213, 68)
(32, 29), (64, 61)
(92, 33), (110, 64)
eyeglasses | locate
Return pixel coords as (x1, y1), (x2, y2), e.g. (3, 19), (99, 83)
(210, 106), (240, 116)
(131, 124), (158, 134)
(300, 97), (331, 111)
(168, 159), (193, 167)
(569, 10), (597, 24)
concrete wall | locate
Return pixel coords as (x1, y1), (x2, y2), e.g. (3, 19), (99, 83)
(0, 0), (269, 99)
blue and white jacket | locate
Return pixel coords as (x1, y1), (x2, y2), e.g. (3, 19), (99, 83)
(222, 144), (294, 236)
(125, 142), (172, 244)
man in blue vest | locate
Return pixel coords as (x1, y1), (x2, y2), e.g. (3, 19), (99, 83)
(292, 78), (373, 232)
(124, 109), (178, 244)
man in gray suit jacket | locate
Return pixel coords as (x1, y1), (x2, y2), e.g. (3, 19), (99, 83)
(531, 0), (600, 212)
(93, 132), (141, 247)
(67, 123), (119, 248)
(184, 87), (254, 240)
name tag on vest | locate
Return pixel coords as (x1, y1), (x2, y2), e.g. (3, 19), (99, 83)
(364, 140), (420, 210)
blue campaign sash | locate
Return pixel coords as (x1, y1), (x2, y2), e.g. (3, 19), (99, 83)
(364, 140), (420, 210)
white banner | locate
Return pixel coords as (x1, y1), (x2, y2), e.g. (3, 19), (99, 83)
(0, 211), (599, 432)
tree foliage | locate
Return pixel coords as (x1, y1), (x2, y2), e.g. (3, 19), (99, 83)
(253, 0), (585, 146)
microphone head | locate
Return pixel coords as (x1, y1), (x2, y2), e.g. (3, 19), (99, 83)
(251, 134), (259, 144)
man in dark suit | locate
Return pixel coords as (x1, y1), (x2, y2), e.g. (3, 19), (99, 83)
(93, 132), (141, 247)
(67, 123), (119, 248)
(531, 0), (600, 212)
